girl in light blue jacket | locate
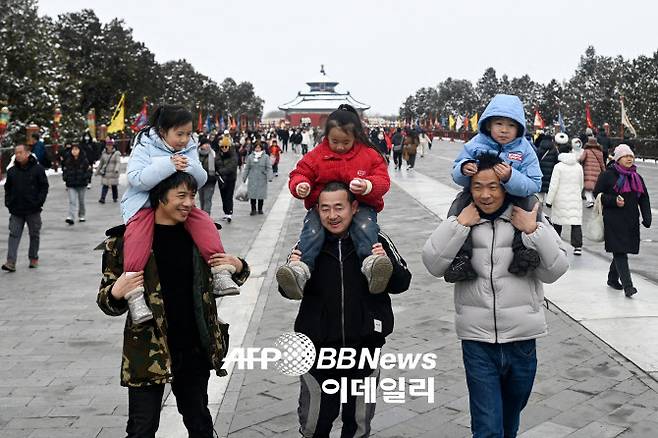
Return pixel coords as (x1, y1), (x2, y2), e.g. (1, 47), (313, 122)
(120, 105), (240, 324)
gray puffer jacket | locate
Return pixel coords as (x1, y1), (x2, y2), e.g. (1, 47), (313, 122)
(422, 206), (569, 343)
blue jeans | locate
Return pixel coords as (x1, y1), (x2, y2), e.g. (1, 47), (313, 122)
(298, 204), (379, 272)
(462, 340), (537, 438)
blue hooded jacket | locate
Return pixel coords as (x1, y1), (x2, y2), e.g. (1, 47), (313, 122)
(452, 94), (542, 197)
(120, 129), (207, 223)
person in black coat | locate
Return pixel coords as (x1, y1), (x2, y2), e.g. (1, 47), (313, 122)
(594, 144), (651, 297)
(278, 182), (411, 437)
(3, 144), (49, 272)
(62, 144), (92, 225)
(215, 143), (239, 223)
(536, 134), (561, 196)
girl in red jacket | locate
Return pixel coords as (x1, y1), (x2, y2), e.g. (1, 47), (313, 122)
(276, 104), (391, 299)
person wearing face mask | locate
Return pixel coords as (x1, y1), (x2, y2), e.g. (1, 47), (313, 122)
(241, 140), (272, 216)
(215, 140), (239, 223)
(594, 144), (651, 297)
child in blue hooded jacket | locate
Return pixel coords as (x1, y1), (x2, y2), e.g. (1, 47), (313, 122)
(445, 94), (543, 282)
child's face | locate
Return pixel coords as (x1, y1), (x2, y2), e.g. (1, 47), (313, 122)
(160, 122), (193, 150)
(327, 127), (355, 154)
(487, 117), (518, 145)
(71, 146), (80, 158)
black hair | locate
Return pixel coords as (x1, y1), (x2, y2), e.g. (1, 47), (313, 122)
(319, 181), (356, 203)
(31, 133), (40, 140)
(474, 152), (503, 172)
(325, 104), (384, 160)
(148, 171), (198, 209)
(481, 116), (523, 139)
(558, 144), (572, 154)
(135, 104), (193, 146)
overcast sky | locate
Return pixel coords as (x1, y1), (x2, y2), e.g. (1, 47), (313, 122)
(39, 0), (657, 115)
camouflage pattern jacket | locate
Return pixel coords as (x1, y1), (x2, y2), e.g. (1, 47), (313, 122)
(96, 225), (250, 387)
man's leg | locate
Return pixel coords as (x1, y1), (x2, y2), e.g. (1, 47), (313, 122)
(340, 368), (379, 438)
(298, 370), (340, 438)
(6, 214), (26, 265)
(25, 213), (42, 262)
(501, 340), (537, 438)
(126, 384), (165, 438)
(462, 340), (504, 437)
(170, 349), (214, 438)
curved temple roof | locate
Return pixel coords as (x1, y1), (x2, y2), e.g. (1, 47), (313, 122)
(279, 65), (370, 112)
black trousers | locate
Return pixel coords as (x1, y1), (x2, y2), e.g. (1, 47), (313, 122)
(218, 178), (236, 215)
(282, 138), (289, 152)
(406, 153), (416, 168)
(553, 224), (583, 248)
(609, 253), (633, 288)
(302, 144), (309, 155)
(250, 199), (264, 212)
(126, 348), (214, 438)
(100, 184), (118, 201)
(392, 151), (403, 169)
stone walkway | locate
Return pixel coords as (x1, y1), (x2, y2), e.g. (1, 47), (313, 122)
(1, 145), (658, 437)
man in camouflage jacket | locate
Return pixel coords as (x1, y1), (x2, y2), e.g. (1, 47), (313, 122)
(97, 171), (250, 437)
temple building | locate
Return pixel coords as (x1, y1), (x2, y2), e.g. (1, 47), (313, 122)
(278, 66), (370, 127)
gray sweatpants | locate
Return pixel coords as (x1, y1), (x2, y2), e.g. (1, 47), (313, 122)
(298, 368), (379, 437)
(198, 184), (215, 215)
(67, 186), (86, 219)
(7, 213), (42, 263)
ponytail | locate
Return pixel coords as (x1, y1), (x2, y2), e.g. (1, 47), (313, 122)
(325, 104), (385, 161)
(134, 104), (194, 147)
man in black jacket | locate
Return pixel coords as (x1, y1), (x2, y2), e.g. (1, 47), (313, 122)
(279, 181), (411, 437)
(3, 144), (49, 271)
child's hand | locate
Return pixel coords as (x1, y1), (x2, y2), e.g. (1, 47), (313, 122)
(511, 203), (539, 234)
(457, 203), (481, 227)
(171, 155), (188, 171)
(462, 162), (478, 176)
(371, 243), (386, 257)
(111, 271), (144, 300)
(296, 182), (311, 198)
(208, 253), (243, 273)
(349, 178), (367, 195)
(493, 163), (512, 182)
(289, 249), (302, 262)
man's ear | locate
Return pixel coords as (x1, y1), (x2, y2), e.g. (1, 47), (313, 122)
(351, 200), (359, 213)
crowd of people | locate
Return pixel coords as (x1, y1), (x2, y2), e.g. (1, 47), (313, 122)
(1, 96), (653, 438)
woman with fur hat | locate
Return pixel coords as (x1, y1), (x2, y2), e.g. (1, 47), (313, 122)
(580, 137), (606, 207)
(594, 144), (651, 298)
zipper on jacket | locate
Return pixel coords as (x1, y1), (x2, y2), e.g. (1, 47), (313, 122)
(490, 222), (499, 343)
(339, 239), (346, 347)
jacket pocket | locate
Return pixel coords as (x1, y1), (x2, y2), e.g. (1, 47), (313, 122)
(123, 322), (169, 384)
(294, 297), (328, 346)
(361, 296), (394, 340)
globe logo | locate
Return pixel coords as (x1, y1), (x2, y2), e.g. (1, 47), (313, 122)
(273, 332), (316, 376)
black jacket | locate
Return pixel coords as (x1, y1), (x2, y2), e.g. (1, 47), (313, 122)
(283, 232), (411, 349)
(594, 167), (651, 254)
(4, 156), (49, 216)
(536, 140), (559, 193)
(290, 133), (303, 145)
(215, 147), (239, 182)
(62, 154), (92, 188)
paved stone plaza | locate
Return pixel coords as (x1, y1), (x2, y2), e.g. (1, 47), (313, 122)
(2, 140), (658, 437)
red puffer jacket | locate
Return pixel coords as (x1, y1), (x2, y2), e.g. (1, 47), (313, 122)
(288, 139), (390, 211)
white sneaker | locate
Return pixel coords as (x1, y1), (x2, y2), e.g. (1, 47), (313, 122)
(276, 261), (310, 300)
(78, 217), (86, 222)
(211, 264), (240, 297)
(361, 254), (393, 294)
(574, 247), (582, 256)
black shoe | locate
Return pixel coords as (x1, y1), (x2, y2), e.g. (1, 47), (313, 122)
(65, 218), (74, 225)
(258, 210), (264, 215)
(607, 279), (623, 290)
(508, 248), (541, 276)
(250, 211), (257, 216)
(98, 199), (105, 204)
(113, 199), (118, 203)
(227, 217), (232, 223)
(624, 286), (637, 298)
(444, 254), (478, 283)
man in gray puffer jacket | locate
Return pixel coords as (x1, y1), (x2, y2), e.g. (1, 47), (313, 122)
(422, 152), (568, 438)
